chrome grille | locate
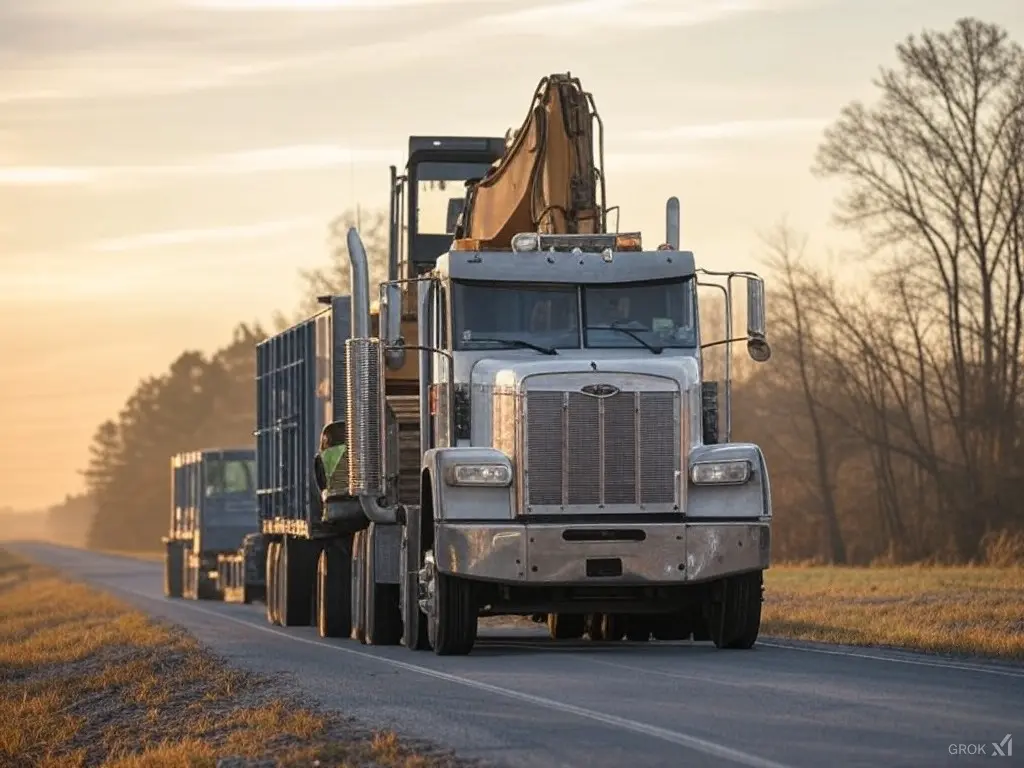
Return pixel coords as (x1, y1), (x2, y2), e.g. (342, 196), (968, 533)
(524, 388), (678, 509)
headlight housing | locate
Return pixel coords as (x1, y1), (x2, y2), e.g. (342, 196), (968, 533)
(690, 460), (751, 486)
(445, 463), (513, 487)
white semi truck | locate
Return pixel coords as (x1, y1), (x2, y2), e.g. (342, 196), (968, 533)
(260, 74), (774, 655)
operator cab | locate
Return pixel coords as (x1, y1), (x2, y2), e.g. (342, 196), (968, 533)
(393, 136), (506, 280)
(201, 449), (257, 499)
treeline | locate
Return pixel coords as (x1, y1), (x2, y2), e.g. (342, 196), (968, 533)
(733, 18), (1024, 565)
(77, 17), (1024, 563)
(83, 325), (267, 550)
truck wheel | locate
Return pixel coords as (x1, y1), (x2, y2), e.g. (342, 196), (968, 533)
(164, 542), (183, 598)
(266, 541), (280, 625)
(708, 570), (763, 649)
(196, 570), (218, 601)
(597, 614), (625, 641)
(280, 537), (314, 627)
(428, 570), (477, 656)
(547, 613), (585, 640)
(317, 538), (352, 638)
(362, 527), (403, 646)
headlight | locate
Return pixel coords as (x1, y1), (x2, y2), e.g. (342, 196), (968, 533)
(445, 463), (513, 487)
(690, 460), (751, 485)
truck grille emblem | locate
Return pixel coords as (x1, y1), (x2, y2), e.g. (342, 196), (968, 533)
(580, 383), (620, 398)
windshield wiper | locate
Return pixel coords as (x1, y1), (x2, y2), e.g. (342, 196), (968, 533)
(586, 323), (663, 354)
(465, 337), (558, 355)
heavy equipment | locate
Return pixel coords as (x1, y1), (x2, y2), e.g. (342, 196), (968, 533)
(258, 73), (774, 655)
(162, 448), (260, 601)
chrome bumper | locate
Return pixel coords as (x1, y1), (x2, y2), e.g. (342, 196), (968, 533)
(434, 520), (770, 585)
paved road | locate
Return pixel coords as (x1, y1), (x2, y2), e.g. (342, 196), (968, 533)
(8, 542), (1023, 768)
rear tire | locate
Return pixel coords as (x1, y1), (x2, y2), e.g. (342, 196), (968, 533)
(280, 537), (314, 627)
(547, 613), (585, 640)
(196, 569), (218, 600)
(597, 614), (625, 641)
(708, 570), (763, 650)
(164, 542), (183, 598)
(428, 571), (477, 656)
(317, 538), (352, 638)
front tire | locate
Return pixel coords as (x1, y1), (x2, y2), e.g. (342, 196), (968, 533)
(164, 541), (183, 598)
(708, 570), (763, 649)
(428, 571), (477, 656)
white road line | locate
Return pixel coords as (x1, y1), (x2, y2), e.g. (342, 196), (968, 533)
(756, 641), (1024, 680)
(66, 549), (1024, 678)
(110, 585), (795, 768)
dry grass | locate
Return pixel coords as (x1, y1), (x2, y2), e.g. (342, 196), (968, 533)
(763, 564), (1024, 660)
(0, 548), (489, 768)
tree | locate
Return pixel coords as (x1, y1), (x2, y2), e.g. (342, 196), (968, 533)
(812, 17), (1024, 557)
(296, 208), (390, 315)
(85, 323), (266, 550)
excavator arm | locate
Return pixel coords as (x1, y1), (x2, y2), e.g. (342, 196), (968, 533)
(458, 73), (607, 249)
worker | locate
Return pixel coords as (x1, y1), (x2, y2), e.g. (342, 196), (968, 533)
(314, 420), (347, 494)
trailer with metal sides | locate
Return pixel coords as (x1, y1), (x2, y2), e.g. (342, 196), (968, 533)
(162, 448), (260, 601)
(255, 134), (507, 639)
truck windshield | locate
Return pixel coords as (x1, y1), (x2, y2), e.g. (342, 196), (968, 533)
(583, 278), (696, 349)
(452, 281), (581, 351)
(415, 161), (495, 236)
(204, 457), (256, 497)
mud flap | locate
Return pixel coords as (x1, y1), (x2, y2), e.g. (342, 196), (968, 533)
(401, 507), (429, 650)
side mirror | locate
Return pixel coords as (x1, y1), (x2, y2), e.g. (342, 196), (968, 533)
(380, 283), (407, 370)
(746, 277), (771, 363)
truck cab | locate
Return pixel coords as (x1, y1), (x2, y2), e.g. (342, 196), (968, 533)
(345, 204), (773, 655)
(163, 448), (259, 600)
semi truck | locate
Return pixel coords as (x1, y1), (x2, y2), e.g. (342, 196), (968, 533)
(163, 448), (261, 601)
(258, 73), (774, 655)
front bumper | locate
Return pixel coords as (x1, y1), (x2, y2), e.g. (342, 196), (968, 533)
(434, 520), (770, 585)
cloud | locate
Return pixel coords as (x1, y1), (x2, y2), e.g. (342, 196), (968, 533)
(188, 0), (482, 8)
(467, 0), (817, 34)
(0, 144), (399, 187)
(0, 0), (822, 104)
(622, 118), (829, 143)
(604, 152), (713, 172)
(90, 217), (316, 252)
(0, 167), (98, 186)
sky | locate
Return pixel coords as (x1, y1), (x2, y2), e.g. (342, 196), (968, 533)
(1, 0), (1022, 511)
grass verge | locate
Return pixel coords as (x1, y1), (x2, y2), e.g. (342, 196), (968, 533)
(0, 548), (488, 768)
(763, 565), (1024, 660)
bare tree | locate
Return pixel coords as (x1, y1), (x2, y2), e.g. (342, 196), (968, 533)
(296, 208), (390, 316)
(813, 17), (1024, 553)
(761, 225), (848, 563)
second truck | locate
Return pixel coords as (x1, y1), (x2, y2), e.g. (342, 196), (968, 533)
(256, 73), (774, 654)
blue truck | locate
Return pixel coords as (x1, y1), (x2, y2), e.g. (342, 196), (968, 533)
(163, 448), (262, 601)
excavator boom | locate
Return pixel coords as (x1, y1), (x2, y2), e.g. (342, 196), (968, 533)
(458, 73), (606, 249)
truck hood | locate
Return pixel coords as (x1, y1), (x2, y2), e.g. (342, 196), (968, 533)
(470, 355), (701, 393)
